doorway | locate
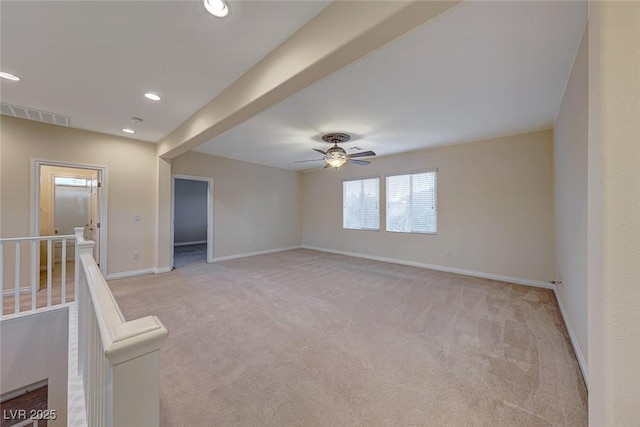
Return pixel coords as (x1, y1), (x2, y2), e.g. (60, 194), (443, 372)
(171, 174), (213, 268)
(33, 161), (107, 276)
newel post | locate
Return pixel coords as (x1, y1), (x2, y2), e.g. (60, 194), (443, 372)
(74, 227), (94, 302)
(106, 316), (168, 426)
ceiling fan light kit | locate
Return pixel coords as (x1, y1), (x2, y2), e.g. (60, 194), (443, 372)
(325, 145), (348, 169)
(295, 133), (376, 170)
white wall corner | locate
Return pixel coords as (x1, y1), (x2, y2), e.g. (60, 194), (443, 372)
(554, 288), (588, 388)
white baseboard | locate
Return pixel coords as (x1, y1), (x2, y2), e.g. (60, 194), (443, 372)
(174, 240), (207, 247)
(105, 266), (174, 280)
(106, 268), (155, 280)
(300, 245), (553, 289)
(2, 286), (31, 296)
(213, 246), (301, 263)
(553, 288), (588, 388)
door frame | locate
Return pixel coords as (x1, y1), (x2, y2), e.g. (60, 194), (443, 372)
(31, 159), (108, 275)
(171, 174), (214, 268)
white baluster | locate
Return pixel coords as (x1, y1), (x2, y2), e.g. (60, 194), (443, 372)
(31, 240), (37, 311)
(47, 239), (52, 307)
(61, 238), (67, 304)
(75, 227), (83, 305)
(15, 242), (21, 313)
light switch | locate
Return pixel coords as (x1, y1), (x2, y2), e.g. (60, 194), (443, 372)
(134, 213), (141, 222)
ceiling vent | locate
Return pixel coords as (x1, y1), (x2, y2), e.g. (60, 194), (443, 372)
(0, 102), (69, 127)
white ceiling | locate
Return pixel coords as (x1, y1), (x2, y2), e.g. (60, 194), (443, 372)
(194, 0), (588, 170)
(0, 1), (587, 171)
(0, 0), (329, 142)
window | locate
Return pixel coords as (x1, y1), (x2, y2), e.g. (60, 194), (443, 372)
(386, 170), (437, 234)
(343, 178), (380, 230)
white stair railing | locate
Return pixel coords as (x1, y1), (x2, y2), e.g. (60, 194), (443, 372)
(0, 233), (75, 317)
(75, 228), (168, 427)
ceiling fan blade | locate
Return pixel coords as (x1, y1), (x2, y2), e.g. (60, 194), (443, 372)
(347, 150), (376, 159)
(323, 164), (332, 169)
(294, 159), (324, 163)
(313, 148), (327, 155)
(348, 159), (370, 166)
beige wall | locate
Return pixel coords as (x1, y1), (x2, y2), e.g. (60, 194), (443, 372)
(172, 151), (302, 259)
(588, 2), (640, 424)
(0, 306), (69, 426)
(302, 130), (556, 283)
(0, 116), (158, 276)
(553, 26), (588, 374)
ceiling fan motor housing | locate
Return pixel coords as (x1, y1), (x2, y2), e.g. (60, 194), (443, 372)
(326, 144), (347, 158)
(323, 132), (349, 160)
(321, 132), (351, 144)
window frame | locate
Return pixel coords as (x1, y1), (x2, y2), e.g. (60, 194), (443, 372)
(342, 175), (381, 231)
(385, 168), (438, 235)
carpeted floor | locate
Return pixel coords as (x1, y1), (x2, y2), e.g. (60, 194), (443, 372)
(108, 249), (587, 426)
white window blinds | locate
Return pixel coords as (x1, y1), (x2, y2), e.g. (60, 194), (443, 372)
(343, 178), (380, 230)
(386, 170), (437, 234)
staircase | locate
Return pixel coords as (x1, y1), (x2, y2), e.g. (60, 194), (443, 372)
(0, 228), (168, 427)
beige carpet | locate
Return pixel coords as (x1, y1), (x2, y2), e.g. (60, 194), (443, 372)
(108, 249), (587, 426)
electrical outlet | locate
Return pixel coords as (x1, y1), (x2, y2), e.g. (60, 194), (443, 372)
(133, 251), (140, 260)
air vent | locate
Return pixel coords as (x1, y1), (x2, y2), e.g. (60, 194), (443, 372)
(0, 103), (69, 127)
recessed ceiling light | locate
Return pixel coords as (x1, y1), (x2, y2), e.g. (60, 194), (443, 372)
(144, 92), (161, 101)
(0, 72), (20, 81)
(122, 128), (136, 134)
(204, 0), (229, 18)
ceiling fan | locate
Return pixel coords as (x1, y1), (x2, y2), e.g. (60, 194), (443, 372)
(295, 133), (376, 169)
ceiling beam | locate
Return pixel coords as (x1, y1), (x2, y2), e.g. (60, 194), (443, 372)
(157, 0), (461, 160)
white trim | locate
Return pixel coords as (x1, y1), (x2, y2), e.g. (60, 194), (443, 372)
(174, 240), (207, 247)
(105, 266), (173, 280)
(171, 174), (214, 267)
(342, 174), (381, 183)
(553, 288), (589, 388)
(0, 303), (71, 321)
(106, 268), (155, 280)
(2, 286), (31, 296)
(0, 379), (48, 403)
(213, 246), (301, 263)
(31, 159), (108, 275)
(300, 245), (553, 289)
(385, 167), (438, 177)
